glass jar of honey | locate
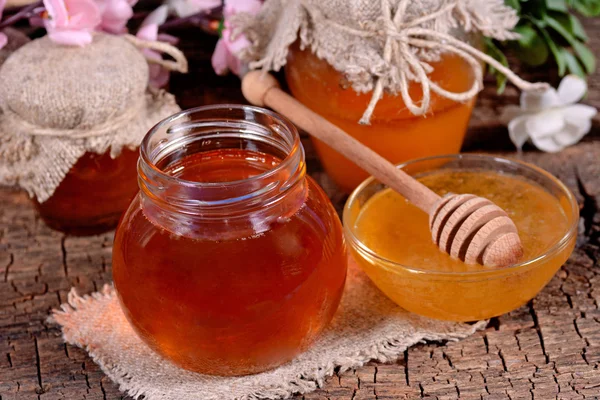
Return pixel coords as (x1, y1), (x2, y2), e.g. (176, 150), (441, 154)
(112, 105), (348, 376)
(34, 148), (140, 235)
(0, 34), (181, 235)
(285, 44), (478, 193)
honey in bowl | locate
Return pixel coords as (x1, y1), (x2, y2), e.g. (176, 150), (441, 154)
(344, 155), (578, 321)
(113, 106), (348, 376)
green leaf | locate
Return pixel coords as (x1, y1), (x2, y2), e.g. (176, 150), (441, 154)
(546, 0), (569, 11)
(533, 13), (597, 75)
(496, 74), (508, 94)
(545, 14), (578, 44)
(569, 14), (588, 40)
(572, 40), (596, 73)
(538, 26), (568, 75)
(484, 0), (596, 80)
(519, 0), (548, 19)
(484, 38), (508, 65)
(527, 14), (547, 27)
(513, 24), (538, 47)
(562, 48), (586, 76)
(531, 1), (549, 19)
(505, 0), (521, 12)
(510, 24), (550, 66)
(217, 19), (225, 37)
(573, 0), (600, 16)
(548, 12), (587, 41)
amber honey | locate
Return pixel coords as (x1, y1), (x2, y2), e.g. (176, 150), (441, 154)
(356, 171), (568, 272)
(113, 106), (348, 376)
(285, 45), (477, 192)
(345, 156), (578, 321)
(35, 148), (139, 235)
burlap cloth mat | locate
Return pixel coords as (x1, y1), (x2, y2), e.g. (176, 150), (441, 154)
(49, 256), (485, 400)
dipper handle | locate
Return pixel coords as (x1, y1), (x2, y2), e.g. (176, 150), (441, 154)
(242, 71), (440, 213)
(241, 71), (524, 267)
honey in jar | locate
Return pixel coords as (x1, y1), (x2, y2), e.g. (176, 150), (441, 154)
(35, 149), (140, 235)
(285, 45), (477, 193)
(112, 105), (348, 376)
(344, 155), (578, 321)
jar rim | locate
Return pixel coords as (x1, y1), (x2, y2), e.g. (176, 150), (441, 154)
(140, 104), (303, 191)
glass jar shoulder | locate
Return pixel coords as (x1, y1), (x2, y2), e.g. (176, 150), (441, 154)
(113, 178), (345, 270)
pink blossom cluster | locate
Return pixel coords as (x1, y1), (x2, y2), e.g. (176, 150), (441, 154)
(211, 0), (261, 76)
(39, 0), (138, 46)
(0, 0), (263, 82)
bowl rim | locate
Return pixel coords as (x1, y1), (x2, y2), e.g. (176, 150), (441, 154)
(343, 153), (580, 277)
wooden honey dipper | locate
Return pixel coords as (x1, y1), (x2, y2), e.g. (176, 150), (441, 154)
(242, 71), (524, 267)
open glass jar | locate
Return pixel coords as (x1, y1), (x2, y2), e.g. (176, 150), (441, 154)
(112, 105), (348, 376)
(34, 149), (140, 235)
(285, 44), (478, 193)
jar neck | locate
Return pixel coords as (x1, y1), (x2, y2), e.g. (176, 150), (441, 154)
(138, 105), (307, 240)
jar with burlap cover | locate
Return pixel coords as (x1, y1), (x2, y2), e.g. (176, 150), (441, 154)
(0, 33), (186, 203)
(234, 0), (548, 124)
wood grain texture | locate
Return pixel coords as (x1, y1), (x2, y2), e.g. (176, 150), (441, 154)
(1, 18), (600, 400)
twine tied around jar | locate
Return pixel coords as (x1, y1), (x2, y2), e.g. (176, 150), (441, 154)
(352, 0), (550, 123)
(234, 0), (551, 124)
(1, 95), (147, 140)
(124, 34), (189, 77)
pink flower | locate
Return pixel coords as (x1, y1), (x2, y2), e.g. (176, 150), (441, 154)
(42, 0), (101, 46)
(0, 0), (7, 50)
(211, 0), (262, 76)
(94, 0), (138, 34)
(137, 5), (178, 88)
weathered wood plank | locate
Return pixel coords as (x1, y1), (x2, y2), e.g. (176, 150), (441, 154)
(1, 15), (600, 400)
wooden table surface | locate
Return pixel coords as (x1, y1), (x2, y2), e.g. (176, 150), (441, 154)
(2, 20), (600, 400)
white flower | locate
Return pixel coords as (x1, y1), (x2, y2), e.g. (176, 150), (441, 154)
(502, 75), (597, 153)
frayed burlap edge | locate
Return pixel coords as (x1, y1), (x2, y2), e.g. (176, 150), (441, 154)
(0, 90), (180, 203)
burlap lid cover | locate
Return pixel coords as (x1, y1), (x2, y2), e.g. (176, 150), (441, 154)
(235, 0), (547, 123)
(0, 33), (182, 203)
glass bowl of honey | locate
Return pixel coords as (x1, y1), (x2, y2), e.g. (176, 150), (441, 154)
(344, 154), (578, 322)
(112, 105), (348, 376)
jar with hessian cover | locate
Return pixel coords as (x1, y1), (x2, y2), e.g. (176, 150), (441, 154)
(234, 0), (546, 192)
